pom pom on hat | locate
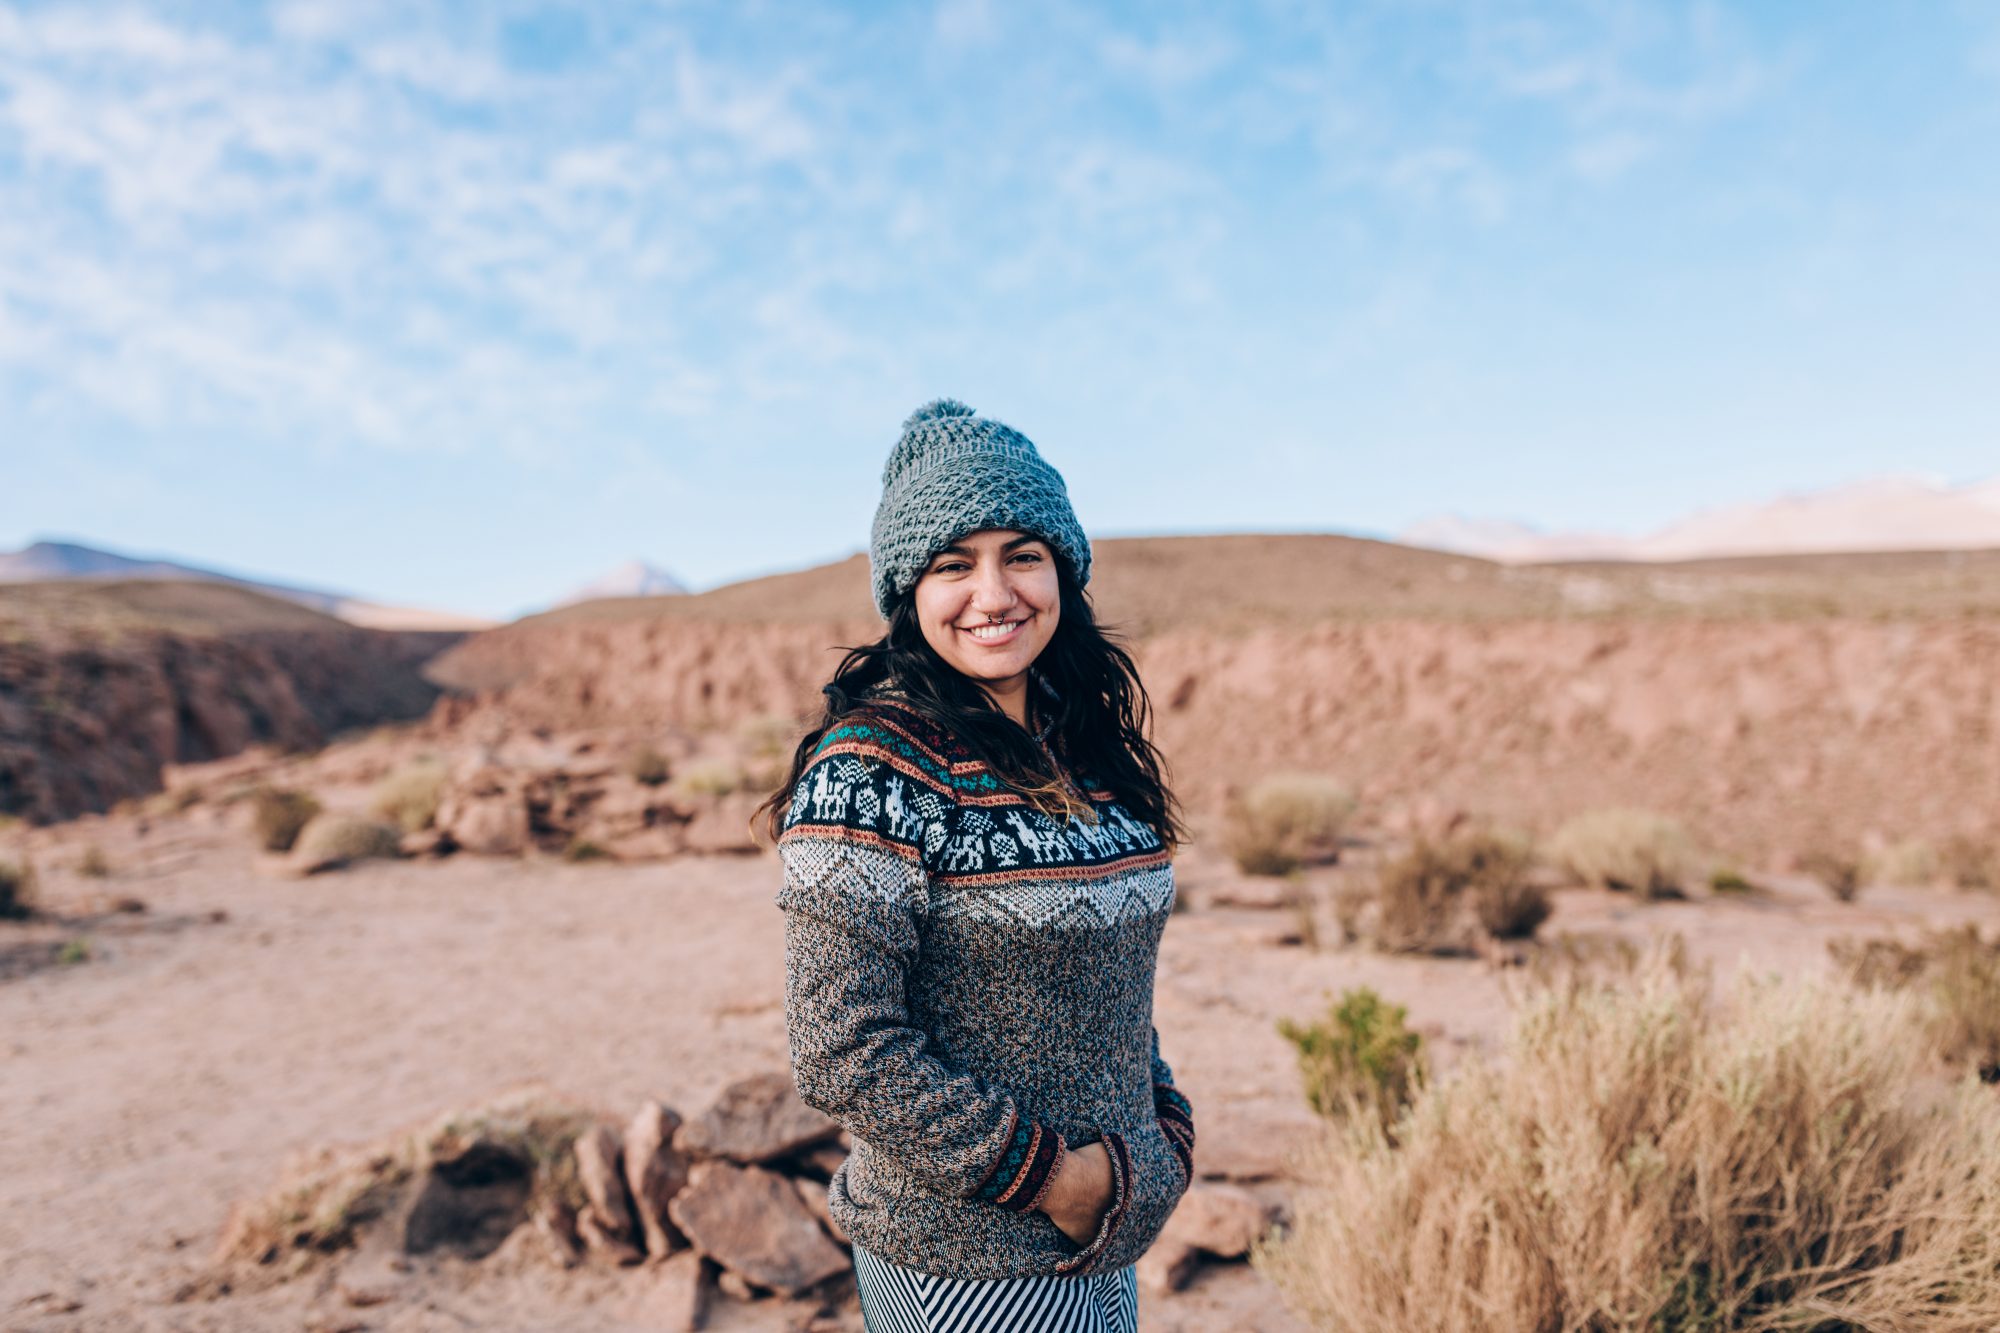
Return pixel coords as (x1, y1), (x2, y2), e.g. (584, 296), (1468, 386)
(902, 398), (977, 431)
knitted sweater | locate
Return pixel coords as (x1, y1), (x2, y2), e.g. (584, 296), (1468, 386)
(775, 676), (1194, 1280)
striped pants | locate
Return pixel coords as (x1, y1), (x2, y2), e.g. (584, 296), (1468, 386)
(852, 1243), (1139, 1333)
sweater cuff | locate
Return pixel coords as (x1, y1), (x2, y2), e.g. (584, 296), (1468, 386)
(972, 1110), (1068, 1213)
(1053, 1130), (1133, 1277)
(1155, 1083), (1195, 1184)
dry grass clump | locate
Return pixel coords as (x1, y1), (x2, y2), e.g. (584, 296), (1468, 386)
(1547, 807), (1701, 899)
(1939, 832), (1998, 892)
(1800, 845), (1867, 903)
(624, 745), (671, 787)
(1832, 925), (2000, 1080)
(214, 1087), (603, 1286)
(1370, 827), (1547, 953)
(673, 757), (743, 797)
(1277, 988), (1425, 1139)
(370, 757), (447, 834)
(562, 836), (610, 864)
(1255, 946), (2000, 1332)
(1864, 837), (1940, 888)
(1223, 773), (1357, 876)
(292, 814), (402, 873)
(252, 787), (323, 853)
(1, 856), (40, 919)
(75, 843), (111, 878)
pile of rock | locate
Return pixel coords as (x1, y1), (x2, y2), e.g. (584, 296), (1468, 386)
(199, 1073), (859, 1329)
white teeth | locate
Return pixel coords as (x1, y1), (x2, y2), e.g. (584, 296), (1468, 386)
(967, 620), (1021, 640)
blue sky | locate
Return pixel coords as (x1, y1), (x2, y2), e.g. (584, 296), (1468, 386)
(3, 1), (1997, 620)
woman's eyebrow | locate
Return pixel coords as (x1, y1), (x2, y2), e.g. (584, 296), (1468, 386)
(935, 535), (1045, 558)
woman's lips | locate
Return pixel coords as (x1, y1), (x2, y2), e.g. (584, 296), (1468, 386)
(960, 616), (1026, 646)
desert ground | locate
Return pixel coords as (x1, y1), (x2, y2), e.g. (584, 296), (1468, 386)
(5, 539), (2000, 1330)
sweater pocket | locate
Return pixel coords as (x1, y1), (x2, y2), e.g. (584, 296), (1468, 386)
(1060, 1115), (1192, 1276)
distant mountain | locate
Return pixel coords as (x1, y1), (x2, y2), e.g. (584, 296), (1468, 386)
(554, 559), (689, 606)
(0, 538), (497, 631)
(1401, 473), (2000, 563)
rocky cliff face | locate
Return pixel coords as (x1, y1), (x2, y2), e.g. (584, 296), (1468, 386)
(426, 615), (2000, 866)
(0, 624), (456, 824)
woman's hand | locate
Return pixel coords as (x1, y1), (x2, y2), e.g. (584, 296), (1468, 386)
(1038, 1140), (1114, 1245)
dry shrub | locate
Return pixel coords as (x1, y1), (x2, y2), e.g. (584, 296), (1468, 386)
(1277, 988), (1425, 1138)
(0, 856), (39, 919)
(76, 843), (111, 878)
(1528, 930), (1700, 987)
(214, 1087), (602, 1286)
(562, 836), (610, 864)
(624, 745), (671, 787)
(253, 787), (323, 853)
(1255, 946), (2000, 1332)
(1864, 837), (1940, 889)
(1222, 773), (1356, 876)
(1373, 828), (1545, 953)
(370, 757), (447, 834)
(1801, 846), (1866, 903)
(292, 814), (402, 873)
(1939, 833), (1999, 892)
(673, 757), (742, 797)
(1832, 925), (2000, 1080)
(1708, 866), (1756, 894)
(1547, 807), (1701, 899)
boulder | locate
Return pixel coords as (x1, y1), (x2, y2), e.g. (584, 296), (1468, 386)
(667, 1161), (850, 1299)
(438, 792), (529, 856)
(574, 1125), (644, 1265)
(625, 1100), (691, 1257)
(792, 1176), (847, 1246)
(675, 1072), (839, 1165)
(1136, 1183), (1280, 1294)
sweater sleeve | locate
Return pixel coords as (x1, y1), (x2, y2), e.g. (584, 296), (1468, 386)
(1151, 1024), (1195, 1183)
(776, 726), (1068, 1213)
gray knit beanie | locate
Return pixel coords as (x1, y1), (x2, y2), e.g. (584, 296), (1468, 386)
(868, 398), (1092, 620)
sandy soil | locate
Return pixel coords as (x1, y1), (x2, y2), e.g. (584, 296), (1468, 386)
(5, 805), (1997, 1332)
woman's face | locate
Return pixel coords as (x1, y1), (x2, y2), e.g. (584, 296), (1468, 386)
(912, 528), (1061, 699)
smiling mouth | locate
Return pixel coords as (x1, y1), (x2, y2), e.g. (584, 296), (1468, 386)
(961, 617), (1027, 643)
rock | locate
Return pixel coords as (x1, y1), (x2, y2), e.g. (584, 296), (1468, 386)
(792, 1142), (848, 1181)
(681, 793), (765, 855)
(398, 827), (449, 858)
(666, 1161), (851, 1299)
(675, 1071), (839, 1165)
(1166, 1182), (1278, 1259)
(792, 1176), (847, 1246)
(648, 1250), (712, 1332)
(1138, 1183), (1281, 1294)
(716, 1269), (760, 1302)
(575, 1124), (644, 1264)
(437, 778), (529, 856)
(625, 1100), (691, 1257)
(1204, 874), (1299, 911)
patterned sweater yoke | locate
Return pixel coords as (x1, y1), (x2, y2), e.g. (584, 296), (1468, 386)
(775, 678), (1195, 1280)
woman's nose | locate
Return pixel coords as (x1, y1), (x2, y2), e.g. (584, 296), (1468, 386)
(968, 562), (1019, 612)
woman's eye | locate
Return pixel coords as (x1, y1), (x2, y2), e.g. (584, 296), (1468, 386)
(1012, 552), (1044, 564)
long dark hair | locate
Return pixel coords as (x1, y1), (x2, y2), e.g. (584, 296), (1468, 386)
(753, 556), (1187, 851)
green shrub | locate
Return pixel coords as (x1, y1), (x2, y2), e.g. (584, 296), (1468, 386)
(57, 936), (91, 965)
(253, 787), (323, 854)
(0, 856), (38, 920)
(1547, 808), (1701, 899)
(370, 757), (447, 834)
(1223, 773), (1356, 876)
(1709, 866), (1755, 894)
(1277, 988), (1425, 1138)
(563, 837), (611, 864)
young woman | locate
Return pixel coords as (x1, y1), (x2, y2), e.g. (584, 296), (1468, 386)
(754, 399), (1195, 1332)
